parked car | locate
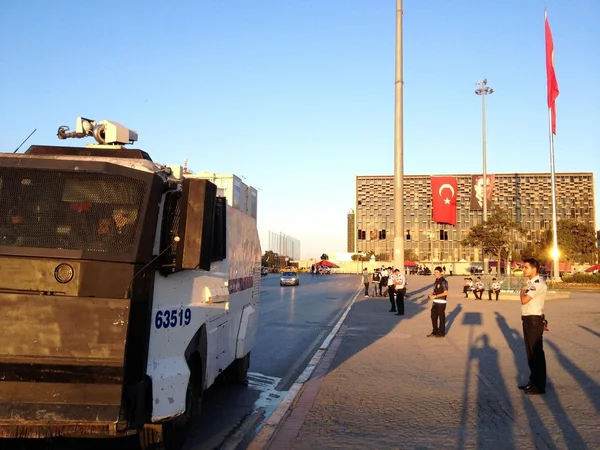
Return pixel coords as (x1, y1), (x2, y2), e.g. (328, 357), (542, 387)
(280, 271), (300, 286)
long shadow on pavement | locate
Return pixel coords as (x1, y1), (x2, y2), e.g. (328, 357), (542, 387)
(327, 290), (430, 373)
(445, 303), (463, 334)
(406, 280), (434, 298)
(495, 313), (587, 450)
(545, 339), (600, 415)
(457, 331), (516, 450)
(578, 324), (600, 339)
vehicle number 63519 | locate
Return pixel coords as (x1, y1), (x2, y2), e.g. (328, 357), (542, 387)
(155, 308), (192, 329)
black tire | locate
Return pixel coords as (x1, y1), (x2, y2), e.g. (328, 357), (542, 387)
(231, 352), (250, 384)
(139, 424), (163, 450)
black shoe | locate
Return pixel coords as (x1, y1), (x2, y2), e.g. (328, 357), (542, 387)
(525, 388), (545, 395)
(427, 332), (438, 337)
(518, 382), (533, 391)
(395, 313), (404, 316)
(389, 309), (397, 312)
(435, 333), (446, 338)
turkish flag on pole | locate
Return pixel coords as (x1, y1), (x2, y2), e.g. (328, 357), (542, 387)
(431, 176), (458, 226)
(545, 11), (559, 135)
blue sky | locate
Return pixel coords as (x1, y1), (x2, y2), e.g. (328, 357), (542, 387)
(1, 1), (598, 259)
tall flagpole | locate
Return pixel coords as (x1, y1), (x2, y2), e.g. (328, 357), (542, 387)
(545, 9), (560, 281)
(393, 0), (405, 273)
(548, 107), (559, 281)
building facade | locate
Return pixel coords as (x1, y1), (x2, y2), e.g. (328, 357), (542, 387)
(268, 231), (301, 261)
(347, 209), (356, 252)
(355, 173), (596, 262)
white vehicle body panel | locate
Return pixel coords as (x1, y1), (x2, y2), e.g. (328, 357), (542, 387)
(147, 205), (261, 421)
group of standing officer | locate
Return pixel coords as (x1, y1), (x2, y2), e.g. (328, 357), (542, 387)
(363, 267), (406, 315)
(360, 259), (548, 395)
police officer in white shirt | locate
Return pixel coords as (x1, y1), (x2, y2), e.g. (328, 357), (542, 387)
(393, 268), (406, 315)
(473, 277), (485, 300)
(386, 267), (396, 312)
(463, 277), (472, 298)
(518, 258), (547, 395)
(488, 277), (502, 301)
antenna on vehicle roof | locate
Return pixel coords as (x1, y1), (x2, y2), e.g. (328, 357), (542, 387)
(13, 128), (37, 153)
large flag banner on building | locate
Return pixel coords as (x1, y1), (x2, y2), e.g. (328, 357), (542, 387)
(431, 176), (457, 225)
(545, 11), (559, 134)
(470, 174), (495, 211)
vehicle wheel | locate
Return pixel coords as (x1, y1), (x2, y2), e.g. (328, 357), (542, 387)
(139, 424), (163, 450)
(139, 356), (203, 450)
(230, 352), (250, 384)
(280, 283), (284, 286)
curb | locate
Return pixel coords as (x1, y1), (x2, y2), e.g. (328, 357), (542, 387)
(247, 287), (361, 449)
(495, 292), (571, 301)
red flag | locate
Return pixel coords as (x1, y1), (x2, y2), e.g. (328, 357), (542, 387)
(431, 176), (457, 226)
(545, 11), (559, 134)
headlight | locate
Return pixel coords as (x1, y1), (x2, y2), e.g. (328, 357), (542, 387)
(54, 263), (74, 283)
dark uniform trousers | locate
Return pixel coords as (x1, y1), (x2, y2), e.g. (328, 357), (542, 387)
(380, 276), (388, 296)
(431, 302), (446, 335)
(388, 285), (396, 311)
(522, 315), (547, 391)
(395, 288), (405, 315)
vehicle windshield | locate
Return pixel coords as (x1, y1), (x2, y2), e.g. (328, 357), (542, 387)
(0, 168), (146, 259)
(282, 272), (296, 276)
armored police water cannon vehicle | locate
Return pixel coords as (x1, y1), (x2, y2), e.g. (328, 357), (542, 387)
(0, 117), (262, 448)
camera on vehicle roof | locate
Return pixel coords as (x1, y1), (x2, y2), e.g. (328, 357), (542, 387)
(76, 117), (138, 145)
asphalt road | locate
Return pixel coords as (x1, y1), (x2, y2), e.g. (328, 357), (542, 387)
(3, 273), (360, 450)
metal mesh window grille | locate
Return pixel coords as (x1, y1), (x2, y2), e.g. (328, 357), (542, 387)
(0, 169), (146, 256)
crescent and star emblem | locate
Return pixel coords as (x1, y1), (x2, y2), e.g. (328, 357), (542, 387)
(438, 183), (455, 205)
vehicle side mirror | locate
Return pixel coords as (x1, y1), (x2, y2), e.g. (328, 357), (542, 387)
(175, 178), (217, 271)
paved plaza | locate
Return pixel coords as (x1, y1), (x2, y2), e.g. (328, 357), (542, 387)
(264, 275), (600, 450)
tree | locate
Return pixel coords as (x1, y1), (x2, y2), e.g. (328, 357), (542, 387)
(521, 220), (596, 264)
(351, 251), (374, 262)
(556, 219), (597, 263)
(261, 250), (276, 267)
(404, 249), (417, 261)
(462, 205), (523, 267)
(320, 253), (329, 261)
(510, 249), (521, 262)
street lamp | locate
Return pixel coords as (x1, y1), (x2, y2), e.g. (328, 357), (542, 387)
(475, 78), (494, 274)
(393, 0), (405, 275)
(361, 252), (366, 273)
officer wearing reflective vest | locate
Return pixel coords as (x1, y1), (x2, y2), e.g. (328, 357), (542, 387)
(427, 266), (448, 337)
